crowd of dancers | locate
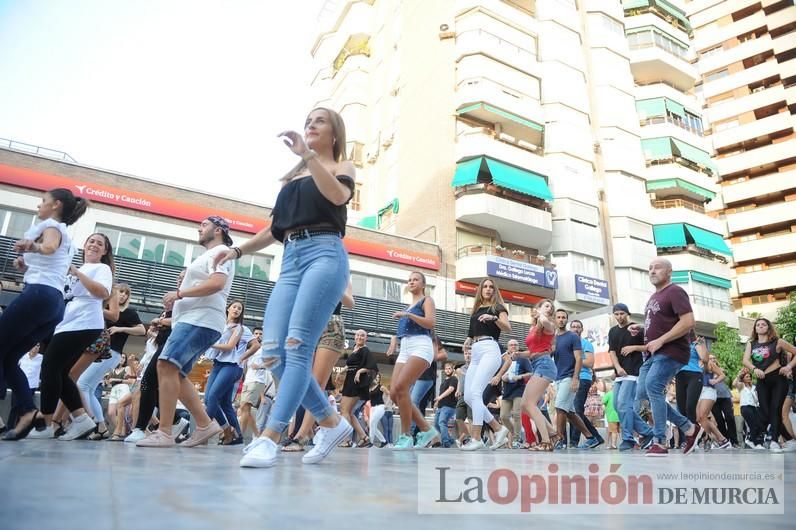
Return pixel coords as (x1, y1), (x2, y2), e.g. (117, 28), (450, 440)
(1, 108), (795, 471)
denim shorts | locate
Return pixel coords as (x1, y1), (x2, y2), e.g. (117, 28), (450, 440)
(554, 377), (576, 412)
(158, 322), (221, 377)
(530, 354), (557, 382)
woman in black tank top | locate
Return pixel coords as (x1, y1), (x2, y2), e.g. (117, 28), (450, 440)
(742, 318), (796, 451)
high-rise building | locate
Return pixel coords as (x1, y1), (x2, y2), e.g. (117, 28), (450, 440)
(687, 0), (796, 319)
(308, 0), (738, 333)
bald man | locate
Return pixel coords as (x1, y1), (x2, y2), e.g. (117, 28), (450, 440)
(633, 258), (702, 457)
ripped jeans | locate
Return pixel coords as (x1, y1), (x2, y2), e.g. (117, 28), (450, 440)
(261, 234), (349, 434)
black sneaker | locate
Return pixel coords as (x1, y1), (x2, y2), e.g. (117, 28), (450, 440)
(639, 435), (654, 450)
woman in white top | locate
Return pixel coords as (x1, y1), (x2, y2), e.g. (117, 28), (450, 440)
(1, 189), (86, 441)
(735, 368), (764, 448)
(29, 233), (114, 441)
(203, 300), (252, 445)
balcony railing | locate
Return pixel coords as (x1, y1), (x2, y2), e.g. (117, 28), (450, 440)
(0, 236), (532, 347)
(456, 244), (550, 267)
(0, 137), (77, 163)
(652, 198), (706, 213)
(456, 28), (537, 62)
(691, 294), (733, 312)
(640, 115), (704, 137)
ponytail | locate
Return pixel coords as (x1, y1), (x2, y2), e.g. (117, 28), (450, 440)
(49, 188), (89, 225)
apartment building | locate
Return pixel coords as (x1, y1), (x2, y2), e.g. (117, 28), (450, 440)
(308, 0), (738, 334)
(686, 0), (796, 319)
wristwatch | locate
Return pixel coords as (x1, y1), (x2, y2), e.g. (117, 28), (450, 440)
(301, 149), (318, 162)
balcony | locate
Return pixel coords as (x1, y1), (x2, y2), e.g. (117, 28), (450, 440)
(640, 118), (710, 152)
(629, 43), (698, 92)
(767, 5), (796, 33)
(635, 83), (700, 110)
(736, 265), (796, 294)
(455, 185), (552, 248)
(727, 199), (796, 233)
(651, 202), (726, 235)
(717, 136), (796, 176)
(551, 220), (604, 259)
(456, 28), (540, 78)
(668, 252), (733, 281)
(455, 0), (537, 28)
(733, 231), (796, 263)
(773, 30), (796, 57)
(691, 295), (739, 328)
(612, 237), (659, 270)
(703, 60), (779, 99)
(455, 78), (544, 146)
(689, 0), (762, 30)
(693, 10), (766, 52)
(646, 164), (720, 200)
(781, 58), (796, 82)
(652, 198), (705, 214)
(706, 84), (786, 124)
(455, 245), (556, 296)
(456, 127), (548, 178)
(697, 34), (773, 77)
(721, 167), (796, 205)
(712, 112), (794, 151)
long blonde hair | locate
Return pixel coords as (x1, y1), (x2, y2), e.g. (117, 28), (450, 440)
(280, 107), (348, 182)
(471, 278), (506, 315)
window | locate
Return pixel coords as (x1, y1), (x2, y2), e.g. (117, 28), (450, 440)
(627, 28), (687, 59)
(590, 13), (624, 37)
(700, 46), (722, 59)
(684, 112), (703, 135)
(0, 208), (36, 238)
(236, 254), (272, 281)
(351, 182), (363, 212)
(350, 272), (407, 302)
(705, 69), (729, 82)
(571, 253), (604, 279)
(630, 269), (651, 290)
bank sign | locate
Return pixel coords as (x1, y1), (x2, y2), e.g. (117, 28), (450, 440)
(486, 257), (558, 289)
(575, 274), (610, 305)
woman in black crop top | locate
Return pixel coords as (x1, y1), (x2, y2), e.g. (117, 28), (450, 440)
(742, 318), (796, 451)
(217, 107), (356, 468)
(461, 278), (512, 451)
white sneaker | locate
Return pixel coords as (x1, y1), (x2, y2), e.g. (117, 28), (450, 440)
(58, 415), (96, 441)
(754, 444), (765, 450)
(744, 438), (755, 449)
(782, 440), (796, 453)
(240, 437), (279, 468)
(489, 426), (510, 450)
(124, 428), (146, 443)
(171, 418), (190, 439)
(28, 425), (55, 439)
(303, 417), (353, 465)
(769, 441), (783, 453)
(461, 439), (486, 451)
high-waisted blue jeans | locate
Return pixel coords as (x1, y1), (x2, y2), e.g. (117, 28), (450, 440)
(636, 354), (693, 444)
(204, 360), (244, 435)
(261, 234), (349, 434)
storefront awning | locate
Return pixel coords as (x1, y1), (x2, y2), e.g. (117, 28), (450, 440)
(684, 224), (732, 256)
(484, 158), (553, 201)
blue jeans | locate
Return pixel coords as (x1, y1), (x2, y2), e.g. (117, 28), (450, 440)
(77, 349), (122, 423)
(0, 283), (65, 413)
(614, 378), (653, 442)
(205, 361), (244, 436)
(261, 234), (349, 434)
(434, 406), (456, 446)
(569, 378), (603, 445)
(410, 378), (435, 432)
(381, 410), (394, 444)
(636, 355), (692, 443)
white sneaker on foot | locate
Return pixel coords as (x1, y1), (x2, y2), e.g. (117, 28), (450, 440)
(124, 428), (146, 443)
(489, 426), (510, 450)
(769, 441), (783, 453)
(240, 437), (279, 468)
(782, 439), (796, 452)
(58, 415), (96, 441)
(28, 425), (55, 439)
(303, 417), (353, 464)
(461, 439), (486, 451)
(171, 418), (190, 439)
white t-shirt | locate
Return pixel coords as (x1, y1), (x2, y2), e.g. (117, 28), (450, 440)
(55, 262), (113, 334)
(18, 353), (43, 389)
(243, 348), (268, 385)
(740, 386), (758, 407)
(172, 245), (234, 333)
(23, 218), (75, 292)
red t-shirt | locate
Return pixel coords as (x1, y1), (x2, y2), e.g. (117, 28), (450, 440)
(643, 283), (693, 365)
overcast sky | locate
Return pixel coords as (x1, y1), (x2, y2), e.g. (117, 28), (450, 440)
(0, 0), (324, 206)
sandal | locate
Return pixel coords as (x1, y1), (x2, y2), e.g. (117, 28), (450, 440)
(338, 440), (353, 448)
(356, 436), (372, 448)
(282, 438), (308, 452)
(108, 433), (126, 442)
(529, 441), (554, 452)
(88, 427), (109, 441)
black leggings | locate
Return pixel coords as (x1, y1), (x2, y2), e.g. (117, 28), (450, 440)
(135, 344), (163, 430)
(711, 397), (738, 444)
(741, 404), (764, 445)
(675, 370), (702, 423)
(39, 330), (102, 415)
(756, 375), (789, 440)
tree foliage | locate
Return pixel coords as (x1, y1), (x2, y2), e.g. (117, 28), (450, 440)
(711, 321), (744, 383)
(775, 291), (796, 344)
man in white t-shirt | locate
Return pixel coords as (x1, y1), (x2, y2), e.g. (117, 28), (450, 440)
(18, 343), (43, 391)
(137, 216), (235, 448)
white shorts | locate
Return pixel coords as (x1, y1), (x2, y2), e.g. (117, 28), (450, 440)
(397, 334), (434, 365)
(699, 386), (717, 402)
(109, 383), (131, 404)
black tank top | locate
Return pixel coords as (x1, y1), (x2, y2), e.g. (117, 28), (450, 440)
(750, 339), (780, 371)
(369, 385), (384, 406)
(270, 174), (355, 242)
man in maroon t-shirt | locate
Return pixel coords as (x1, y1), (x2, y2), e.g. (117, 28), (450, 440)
(633, 258), (702, 457)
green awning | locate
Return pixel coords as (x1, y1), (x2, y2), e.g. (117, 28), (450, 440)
(636, 98), (666, 118)
(456, 103), (544, 132)
(684, 224), (732, 256)
(623, 0), (650, 8)
(641, 138), (674, 161)
(377, 198), (399, 217)
(646, 178), (716, 200)
(451, 157), (483, 187)
(653, 223), (687, 248)
(671, 138), (718, 174)
(691, 271), (732, 289)
(484, 158), (553, 201)
(665, 99), (685, 118)
(654, 0), (691, 30)
(358, 215), (379, 229)
(671, 270), (690, 284)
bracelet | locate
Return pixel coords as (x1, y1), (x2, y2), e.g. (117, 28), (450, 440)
(301, 149), (318, 162)
(232, 246), (243, 258)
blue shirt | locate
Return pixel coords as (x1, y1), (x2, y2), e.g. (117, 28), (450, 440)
(396, 298), (431, 338)
(678, 343), (701, 373)
(502, 357), (532, 399)
(553, 331), (582, 381)
(579, 338), (594, 381)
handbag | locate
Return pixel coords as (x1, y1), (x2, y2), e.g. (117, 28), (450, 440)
(89, 329), (112, 362)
